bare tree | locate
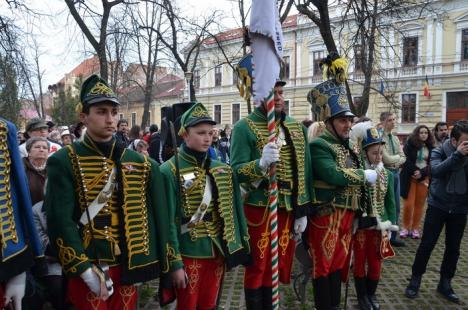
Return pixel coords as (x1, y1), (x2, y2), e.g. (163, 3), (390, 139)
(64, 0), (128, 82)
(125, 1), (165, 128)
(296, 0), (439, 116)
(143, 0), (218, 102)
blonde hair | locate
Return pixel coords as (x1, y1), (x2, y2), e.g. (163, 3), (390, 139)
(307, 121), (325, 142)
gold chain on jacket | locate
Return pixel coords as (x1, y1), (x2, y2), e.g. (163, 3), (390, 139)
(0, 120), (18, 248)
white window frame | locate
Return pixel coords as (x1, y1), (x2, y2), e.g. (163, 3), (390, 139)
(131, 112), (137, 127)
(398, 23), (423, 74)
(398, 92), (419, 124)
(284, 99), (291, 116)
(119, 113), (124, 120)
(214, 65), (222, 87)
(281, 55), (291, 80)
(308, 41), (326, 81)
(230, 103), (241, 125)
(213, 104), (222, 124)
(455, 13), (468, 71)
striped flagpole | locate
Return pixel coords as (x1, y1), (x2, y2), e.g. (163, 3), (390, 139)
(266, 92), (280, 309)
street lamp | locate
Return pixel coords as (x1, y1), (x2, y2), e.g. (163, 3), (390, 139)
(184, 71), (193, 103)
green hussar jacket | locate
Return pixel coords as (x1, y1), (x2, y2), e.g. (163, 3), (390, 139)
(310, 129), (367, 211)
(45, 135), (182, 284)
(231, 108), (315, 218)
(368, 167), (397, 224)
(160, 146), (250, 269)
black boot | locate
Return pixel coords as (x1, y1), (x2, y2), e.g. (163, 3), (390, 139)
(261, 286), (273, 310)
(437, 277), (460, 304)
(312, 276), (331, 310)
(329, 270), (342, 310)
(366, 278), (380, 310)
(245, 287), (263, 310)
(354, 277), (372, 310)
(404, 274), (422, 299)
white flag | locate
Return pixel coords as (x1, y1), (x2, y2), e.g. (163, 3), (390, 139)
(250, 0), (284, 105)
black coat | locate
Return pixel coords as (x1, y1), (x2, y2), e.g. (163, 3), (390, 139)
(400, 139), (433, 198)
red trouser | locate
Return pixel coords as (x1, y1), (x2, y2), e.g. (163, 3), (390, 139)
(67, 265), (137, 310)
(244, 205), (295, 289)
(353, 230), (382, 281)
(176, 255), (224, 310)
(307, 209), (354, 279)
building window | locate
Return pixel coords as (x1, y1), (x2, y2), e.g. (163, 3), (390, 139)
(119, 113), (124, 120)
(353, 96), (363, 111)
(214, 65), (222, 87)
(231, 103), (240, 124)
(354, 45), (364, 72)
(281, 56), (290, 80)
(214, 104), (222, 124)
(131, 112), (137, 127)
(232, 67), (239, 85)
(462, 29), (468, 61)
(194, 69), (200, 89)
(313, 51), (324, 76)
(401, 93), (416, 123)
(403, 37), (418, 66)
(284, 100), (290, 116)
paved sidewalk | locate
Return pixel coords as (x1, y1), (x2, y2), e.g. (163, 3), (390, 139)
(141, 223), (468, 309)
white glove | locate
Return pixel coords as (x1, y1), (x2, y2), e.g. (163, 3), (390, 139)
(4, 272), (26, 309)
(388, 224), (399, 232)
(81, 267), (102, 296)
(364, 169), (377, 185)
(259, 142), (280, 170)
(81, 266), (114, 298)
(376, 220), (392, 231)
(294, 216), (307, 234)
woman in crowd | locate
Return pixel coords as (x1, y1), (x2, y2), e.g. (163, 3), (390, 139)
(128, 125), (142, 150)
(23, 137), (49, 205)
(400, 125), (434, 239)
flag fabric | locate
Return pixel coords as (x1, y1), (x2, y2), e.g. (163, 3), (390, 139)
(250, 1), (283, 309)
(423, 75), (430, 98)
(250, 0), (283, 105)
(379, 80), (385, 95)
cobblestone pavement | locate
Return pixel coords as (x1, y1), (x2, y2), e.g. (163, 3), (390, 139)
(141, 216), (468, 310)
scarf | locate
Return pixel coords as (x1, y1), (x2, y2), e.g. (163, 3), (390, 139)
(442, 139), (468, 195)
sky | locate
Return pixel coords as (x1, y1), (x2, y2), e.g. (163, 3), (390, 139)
(1, 0), (249, 87)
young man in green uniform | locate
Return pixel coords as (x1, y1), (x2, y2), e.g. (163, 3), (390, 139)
(45, 75), (182, 309)
(159, 102), (250, 310)
(231, 80), (315, 309)
(306, 53), (377, 310)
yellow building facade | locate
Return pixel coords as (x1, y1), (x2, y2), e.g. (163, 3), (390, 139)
(190, 0), (468, 134)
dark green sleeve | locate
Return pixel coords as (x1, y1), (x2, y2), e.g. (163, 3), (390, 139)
(45, 152), (92, 277)
(310, 140), (366, 186)
(158, 161), (183, 272)
(383, 170), (396, 224)
(230, 120), (266, 184)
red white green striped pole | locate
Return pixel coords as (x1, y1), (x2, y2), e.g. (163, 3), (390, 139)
(266, 91), (280, 309)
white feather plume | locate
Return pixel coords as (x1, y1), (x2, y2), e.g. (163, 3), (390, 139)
(349, 121), (373, 145)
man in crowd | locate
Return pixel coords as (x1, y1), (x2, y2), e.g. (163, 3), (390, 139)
(433, 121), (449, 148)
(405, 120), (468, 304)
(380, 112), (406, 247)
(231, 80), (314, 308)
(61, 129), (73, 146)
(19, 118), (61, 157)
(45, 75), (182, 309)
(0, 117), (44, 309)
(307, 53), (377, 310)
(115, 119), (129, 147)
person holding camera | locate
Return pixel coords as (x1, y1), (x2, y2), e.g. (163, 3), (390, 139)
(405, 120), (468, 304)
